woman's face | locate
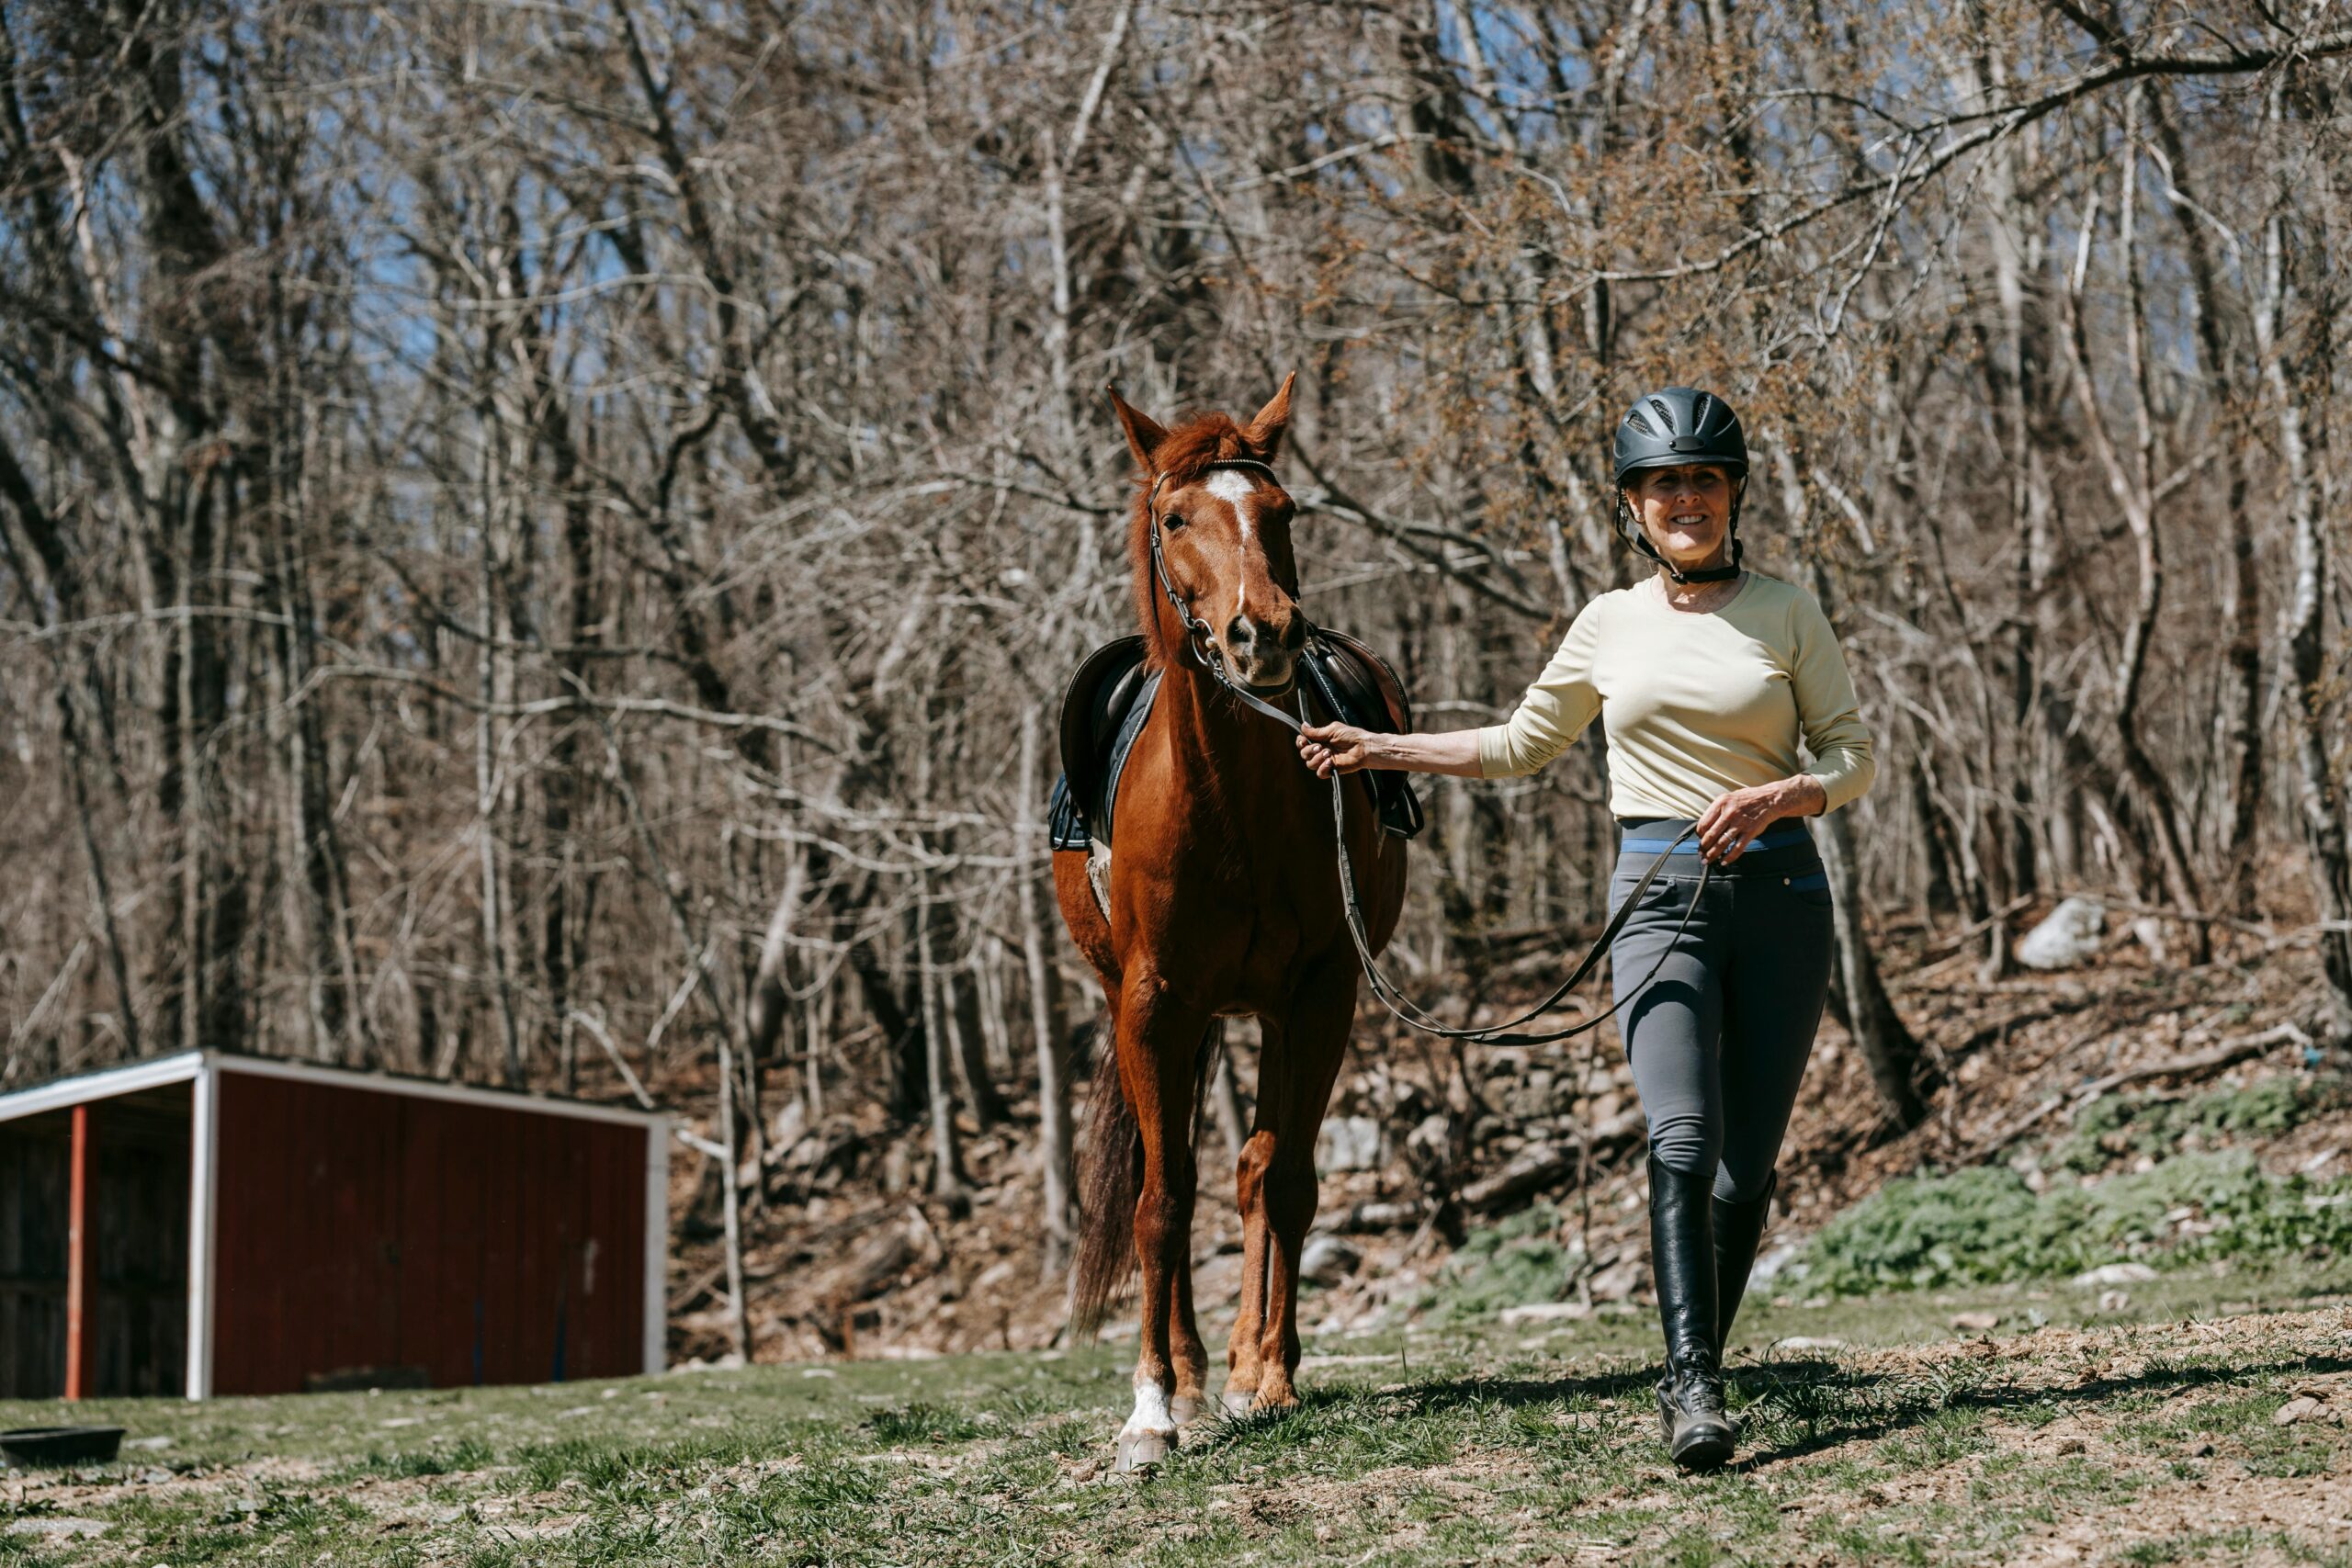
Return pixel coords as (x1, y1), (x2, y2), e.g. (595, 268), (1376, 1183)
(1624, 464), (1736, 570)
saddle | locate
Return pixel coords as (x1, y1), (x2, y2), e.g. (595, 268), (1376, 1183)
(1048, 632), (1425, 867)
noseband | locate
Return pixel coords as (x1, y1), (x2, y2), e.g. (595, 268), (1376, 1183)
(1137, 459), (1711, 1050)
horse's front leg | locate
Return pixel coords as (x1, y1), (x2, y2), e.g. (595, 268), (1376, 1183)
(1114, 975), (1209, 1471)
(1224, 1016), (1279, 1415)
(1247, 960), (1357, 1412)
(1157, 1029), (1213, 1438)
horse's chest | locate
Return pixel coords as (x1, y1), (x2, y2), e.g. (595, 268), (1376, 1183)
(1117, 811), (1342, 979)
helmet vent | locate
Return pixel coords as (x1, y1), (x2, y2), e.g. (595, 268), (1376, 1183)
(1624, 409), (1657, 436)
(1692, 392), (1715, 428)
(1646, 397), (1677, 434)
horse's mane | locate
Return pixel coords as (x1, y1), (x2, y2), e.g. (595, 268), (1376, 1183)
(1127, 412), (1264, 667)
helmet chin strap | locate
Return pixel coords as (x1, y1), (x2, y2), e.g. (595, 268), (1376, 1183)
(1621, 480), (1745, 584)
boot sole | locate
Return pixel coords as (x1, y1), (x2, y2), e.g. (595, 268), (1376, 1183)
(1669, 1421), (1736, 1471)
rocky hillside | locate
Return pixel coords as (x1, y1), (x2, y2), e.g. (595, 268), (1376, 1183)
(663, 896), (2352, 1365)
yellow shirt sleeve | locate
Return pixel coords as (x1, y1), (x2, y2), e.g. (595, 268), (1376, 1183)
(1476, 598), (1606, 779)
(1790, 589), (1876, 813)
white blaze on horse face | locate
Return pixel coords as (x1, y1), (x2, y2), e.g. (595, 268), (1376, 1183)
(1202, 469), (1260, 619)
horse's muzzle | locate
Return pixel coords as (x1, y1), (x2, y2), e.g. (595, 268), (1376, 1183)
(1224, 611), (1306, 690)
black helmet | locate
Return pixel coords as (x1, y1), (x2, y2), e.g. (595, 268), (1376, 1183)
(1611, 388), (1747, 485)
(1611, 387), (1748, 584)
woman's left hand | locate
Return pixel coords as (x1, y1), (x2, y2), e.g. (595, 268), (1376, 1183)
(1696, 783), (1796, 863)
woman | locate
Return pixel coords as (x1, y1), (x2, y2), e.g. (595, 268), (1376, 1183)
(1298, 387), (1875, 1471)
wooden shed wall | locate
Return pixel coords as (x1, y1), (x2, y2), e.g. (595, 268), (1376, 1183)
(209, 1073), (648, 1395)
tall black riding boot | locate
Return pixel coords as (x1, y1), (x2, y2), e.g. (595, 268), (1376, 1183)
(1648, 1156), (1735, 1471)
(1714, 1170), (1779, 1353)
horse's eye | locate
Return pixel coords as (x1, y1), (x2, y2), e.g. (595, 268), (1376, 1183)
(1162, 513), (1185, 531)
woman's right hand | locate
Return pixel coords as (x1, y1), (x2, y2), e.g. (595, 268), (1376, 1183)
(1298, 722), (1376, 777)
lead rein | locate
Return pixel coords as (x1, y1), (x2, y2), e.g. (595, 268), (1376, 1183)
(1144, 463), (1696, 1049)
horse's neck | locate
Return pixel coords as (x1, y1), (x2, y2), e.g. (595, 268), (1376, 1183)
(1152, 656), (1303, 812)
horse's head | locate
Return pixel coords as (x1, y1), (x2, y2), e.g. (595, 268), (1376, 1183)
(1108, 374), (1306, 693)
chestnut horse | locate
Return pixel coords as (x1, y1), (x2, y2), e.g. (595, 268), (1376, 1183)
(1057, 376), (1408, 1470)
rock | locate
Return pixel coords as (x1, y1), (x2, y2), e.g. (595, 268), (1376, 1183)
(1317, 1116), (1384, 1172)
(1588, 1257), (1644, 1303)
(2055, 1437), (2086, 1455)
(125, 1435), (174, 1451)
(2273, 1395), (2324, 1427)
(1299, 1233), (1363, 1286)
(2098, 1290), (2131, 1312)
(6, 1519), (107, 1539)
(1406, 1113), (1451, 1158)
(1751, 1242), (1802, 1286)
(2184, 1440), (2215, 1458)
(1773, 1336), (1848, 1351)
(2017, 897), (2106, 969)
(1949, 1311), (1999, 1333)
(1499, 1300), (1592, 1326)
(2072, 1262), (2158, 1287)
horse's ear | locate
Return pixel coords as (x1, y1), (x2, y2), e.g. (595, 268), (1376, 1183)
(1241, 371), (1296, 460)
(1105, 386), (1169, 476)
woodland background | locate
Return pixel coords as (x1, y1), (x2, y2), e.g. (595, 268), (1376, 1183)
(4, 0), (2352, 1349)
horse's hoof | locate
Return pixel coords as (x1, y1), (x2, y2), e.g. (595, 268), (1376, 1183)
(1220, 1387), (1257, 1417)
(1170, 1394), (1202, 1429)
(1116, 1428), (1175, 1472)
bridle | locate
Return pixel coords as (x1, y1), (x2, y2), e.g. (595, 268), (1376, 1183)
(1144, 460), (1714, 1048)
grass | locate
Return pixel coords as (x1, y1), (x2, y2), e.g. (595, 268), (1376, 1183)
(3, 1258), (2347, 1565)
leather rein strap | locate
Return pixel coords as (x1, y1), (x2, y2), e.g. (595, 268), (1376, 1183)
(1145, 460), (1712, 1048)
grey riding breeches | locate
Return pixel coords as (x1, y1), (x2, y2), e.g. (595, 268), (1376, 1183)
(1606, 817), (1836, 1205)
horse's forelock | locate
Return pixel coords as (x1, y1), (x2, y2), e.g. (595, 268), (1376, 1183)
(1140, 413), (1252, 491)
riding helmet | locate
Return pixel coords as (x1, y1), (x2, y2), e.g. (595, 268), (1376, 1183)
(1611, 387), (1747, 584)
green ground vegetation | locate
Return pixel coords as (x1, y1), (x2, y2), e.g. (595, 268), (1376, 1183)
(5, 1252), (2348, 1566)
(1797, 1084), (2352, 1298)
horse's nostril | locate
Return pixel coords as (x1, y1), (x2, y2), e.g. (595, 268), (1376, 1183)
(1225, 616), (1256, 651)
(1278, 617), (1306, 652)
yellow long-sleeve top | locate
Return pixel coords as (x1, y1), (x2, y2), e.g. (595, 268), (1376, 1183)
(1476, 572), (1877, 819)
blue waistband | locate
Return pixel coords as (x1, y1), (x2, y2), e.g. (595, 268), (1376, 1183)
(1620, 824), (1812, 854)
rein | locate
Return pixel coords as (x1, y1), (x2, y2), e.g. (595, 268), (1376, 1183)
(1145, 460), (1713, 1048)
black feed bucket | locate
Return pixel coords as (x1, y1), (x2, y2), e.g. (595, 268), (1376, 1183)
(0, 1427), (125, 1468)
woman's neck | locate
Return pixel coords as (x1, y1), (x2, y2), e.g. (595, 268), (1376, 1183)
(1653, 563), (1744, 612)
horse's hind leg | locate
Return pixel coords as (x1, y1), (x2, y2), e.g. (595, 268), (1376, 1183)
(1168, 1245), (1210, 1428)
(1114, 976), (1210, 1471)
(1245, 960), (1357, 1412)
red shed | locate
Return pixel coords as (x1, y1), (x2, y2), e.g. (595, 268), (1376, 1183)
(0, 1051), (669, 1400)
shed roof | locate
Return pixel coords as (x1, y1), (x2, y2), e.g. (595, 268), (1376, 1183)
(0, 1050), (668, 1130)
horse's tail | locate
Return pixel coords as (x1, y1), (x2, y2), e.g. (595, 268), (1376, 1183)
(1069, 1018), (1224, 1339)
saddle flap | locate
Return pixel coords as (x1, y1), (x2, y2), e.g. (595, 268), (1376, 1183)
(1306, 627), (1425, 840)
(1312, 628), (1413, 734)
(1057, 636), (1151, 817)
